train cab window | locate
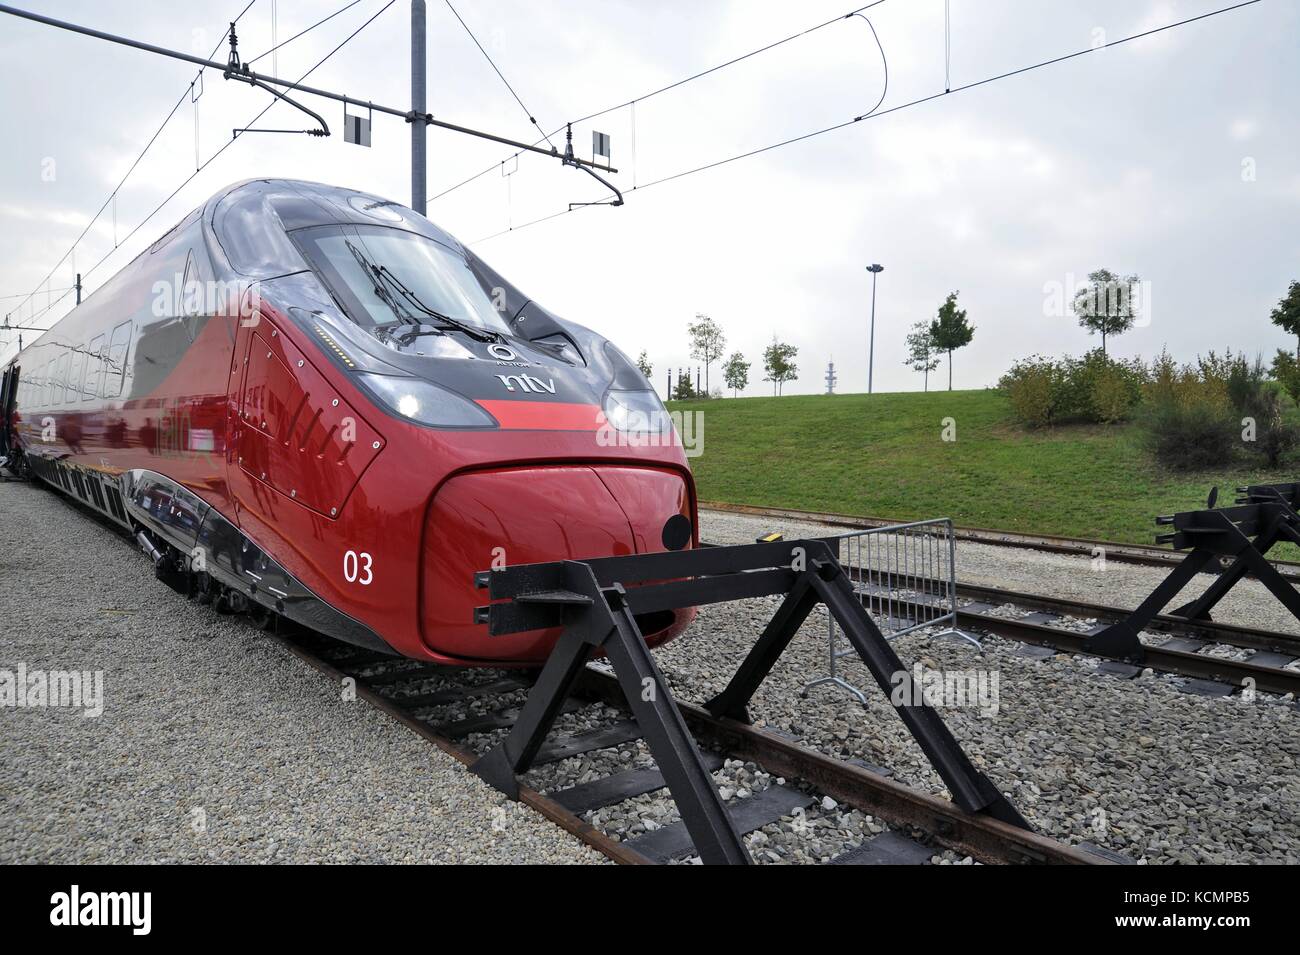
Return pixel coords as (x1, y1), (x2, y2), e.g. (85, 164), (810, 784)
(84, 334), (104, 399)
(105, 321), (132, 398)
(291, 224), (513, 338)
(66, 348), (86, 403)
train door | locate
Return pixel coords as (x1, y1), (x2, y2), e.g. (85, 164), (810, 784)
(0, 364), (17, 462)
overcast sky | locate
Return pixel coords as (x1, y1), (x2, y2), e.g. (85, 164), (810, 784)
(1, 0), (1295, 394)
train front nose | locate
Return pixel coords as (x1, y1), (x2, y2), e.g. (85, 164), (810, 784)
(420, 464), (695, 664)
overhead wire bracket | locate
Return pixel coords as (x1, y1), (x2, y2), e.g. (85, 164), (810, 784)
(562, 123), (623, 210)
(224, 22), (329, 139)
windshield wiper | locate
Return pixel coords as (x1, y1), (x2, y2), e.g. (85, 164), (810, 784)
(346, 240), (417, 326)
(371, 263), (501, 343)
(343, 238), (499, 343)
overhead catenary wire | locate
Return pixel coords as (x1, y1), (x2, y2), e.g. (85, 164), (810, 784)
(2, 0), (258, 332)
(4, 0), (396, 344)
(443, 0), (554, 149)
(246, 0), (363, 65)
(467, 0), (1262, 245)
(428, 0), (891, 205)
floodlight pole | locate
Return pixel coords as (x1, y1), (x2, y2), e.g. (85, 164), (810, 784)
(866, 263), (883, 394)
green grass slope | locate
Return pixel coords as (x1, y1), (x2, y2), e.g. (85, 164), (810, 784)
(670, 389), (1292, 546)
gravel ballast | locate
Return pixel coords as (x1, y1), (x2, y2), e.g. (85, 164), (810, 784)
(0, 480), (601, 864)
(7, 477), (1296, 865)
(688, 508), (1299, 864)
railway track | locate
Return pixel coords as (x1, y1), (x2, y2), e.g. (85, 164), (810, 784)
(278, 628), (1110, 866)
(701, 500), (1300, 584)
(837, 573), (1300, 698)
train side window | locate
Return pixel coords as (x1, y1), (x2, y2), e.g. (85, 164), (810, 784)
(180, 251), (203, 342)
(106, 321), (132, 398)
(84, 334), (105, 399)
(67, 348), (86, 403)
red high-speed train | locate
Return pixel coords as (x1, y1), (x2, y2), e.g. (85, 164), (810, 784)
(0, 179), (696, 664)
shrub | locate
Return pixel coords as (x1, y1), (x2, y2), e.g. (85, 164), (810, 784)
(1077, 350), (1146, 423)
(1247, 390), (1299, 468)
(1271, 349), (1300, 407)
(1138, 349), (1299, 470)
(998, 350), (1145, 427)
(1091, 364), (1135, 424)
(999, 356), (1058, 427)
(1139, 396), (1240, 470)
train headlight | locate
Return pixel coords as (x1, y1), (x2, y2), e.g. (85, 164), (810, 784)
(603, 389), (672, 435)
(357, 373), (496, 428)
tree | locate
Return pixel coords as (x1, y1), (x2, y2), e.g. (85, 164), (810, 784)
(722, 351), (750, 397)
(635, 350), (653, 379)
(1270, 280), (1300, 359)
(670, 370), (697, 401)
(688, 313), (726, 394)
(1271, 349), (1300, 407)
(762, 338), (799, 395)
(903, 320), (941, 392)
(928, 291), (975, 391)
(1072, 268), (1141, 355)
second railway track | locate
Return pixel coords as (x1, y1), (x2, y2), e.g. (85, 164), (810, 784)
(843, 566), (1300, 697)
(701, 500), (1300, 584)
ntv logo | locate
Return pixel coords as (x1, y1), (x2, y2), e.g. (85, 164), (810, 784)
(50, 885), (151, 936)
(495, 373), (556, 394)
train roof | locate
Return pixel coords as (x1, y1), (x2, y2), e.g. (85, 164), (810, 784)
(207, 178), (462, 280)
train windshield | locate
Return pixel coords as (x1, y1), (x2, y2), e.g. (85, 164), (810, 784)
(292, 224), (511, 337)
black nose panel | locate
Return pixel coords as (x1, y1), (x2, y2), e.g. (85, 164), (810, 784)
(662, 513), (692, 551)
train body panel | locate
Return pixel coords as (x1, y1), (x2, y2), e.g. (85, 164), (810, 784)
(1, 179), (695, 665)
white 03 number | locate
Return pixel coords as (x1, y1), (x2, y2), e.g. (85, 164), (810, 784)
(343, 550), (373, 585)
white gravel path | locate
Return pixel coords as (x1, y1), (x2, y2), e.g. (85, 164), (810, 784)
(0, 480), (601, 864)
(692, 508), (1300, 864)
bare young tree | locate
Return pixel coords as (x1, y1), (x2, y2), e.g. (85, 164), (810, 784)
(688, 313), (726, 394)
(762, 338), (798, 396)
(722, 351), (750, 397)
(904, 320), (940, 392)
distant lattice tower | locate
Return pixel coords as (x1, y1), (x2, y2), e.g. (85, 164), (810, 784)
(825, 360), (837, 395)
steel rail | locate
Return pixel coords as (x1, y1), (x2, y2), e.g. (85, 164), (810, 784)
(954, 580), (1300, 657)
(835, 588), (1300, 697)
(957, 608), (1300, 697)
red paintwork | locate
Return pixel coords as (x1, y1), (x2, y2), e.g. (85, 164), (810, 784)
(421, 464), (695, 663)
(7, 198), (698, 666)
(475, 399), (604, 431)
(216, 305), (699, 664)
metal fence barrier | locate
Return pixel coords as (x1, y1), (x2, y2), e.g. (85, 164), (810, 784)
(803, 518), (979, 705)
